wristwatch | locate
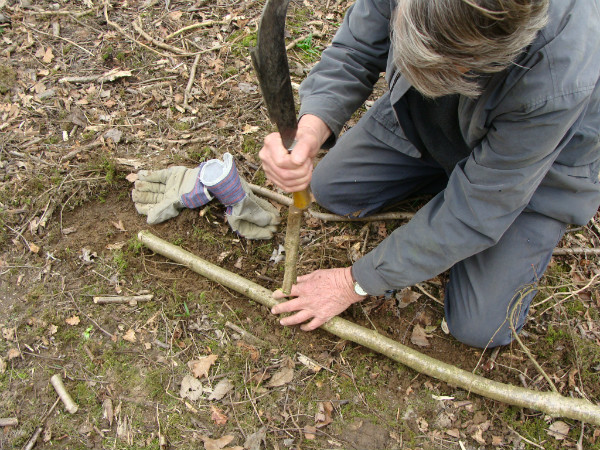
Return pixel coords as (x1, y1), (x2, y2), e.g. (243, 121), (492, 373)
(353, 280), (368, 296)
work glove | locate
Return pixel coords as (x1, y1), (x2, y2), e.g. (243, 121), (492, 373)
(200, 152), (280, 240)
(132, 165), (213, 225)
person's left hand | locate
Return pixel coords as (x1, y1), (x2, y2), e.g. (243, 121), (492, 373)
(271, 267), (366, 331)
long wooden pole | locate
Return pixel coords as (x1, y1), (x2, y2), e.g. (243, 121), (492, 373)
(138, 230), (600, 425)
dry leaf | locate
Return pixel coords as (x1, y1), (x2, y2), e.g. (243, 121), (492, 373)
(188, 354), (218, 379)
(62, 226), (77, 235)
(169, 10), (183, 21)
(123, 329), (136, 343)
(396, 288), (420, 308)
(208, 378), (234, 401)
(491, 435), (503, 446)
(42, 47), (54, 63)
(48, 324), (58, 335)
(377, 221), (387, 238)
(410, 324), (430, 347)
(446, 429), (460, 438)
(244, 427), (267, 450)
(297, 353), (322, 372)
(210, 405), (228, 426)
(472, 427), (486, 445)
(106, 241), (126, 250)
(200, 435), (234, 450)
(65, 315), (80, 326)
(112, 220), (126, 231)
(548, 421), (570, 440)
(103, 398), (114, 426)
(126, 173), (138, 183)
(242, 124), (260, 134)
(7, 348), (21, 360)
(417, 417), (429, 432)
(315, 401), (333, 428)
(236, 341), (259, 361)
(2, 326), (16, 341)
(29, 243), (40, 253)
(180, 375), (204, 401)
(266, 366), (294, 387)
(304, 425), (317, 440)
(0, 356), (6, 374)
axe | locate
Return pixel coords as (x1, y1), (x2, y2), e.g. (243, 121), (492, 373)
(251, 0), (311, 294)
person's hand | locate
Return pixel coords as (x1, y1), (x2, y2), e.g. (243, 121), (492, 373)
(132, 166), (212, 224)
(259, 114), (331, 192)
(271, 267), (366, 331)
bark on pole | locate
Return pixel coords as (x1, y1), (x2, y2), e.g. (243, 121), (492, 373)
(138, 230), (600, 425)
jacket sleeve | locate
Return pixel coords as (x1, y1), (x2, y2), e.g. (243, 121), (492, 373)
(352, 89), (594, 295)
(298, 0), (393, 139)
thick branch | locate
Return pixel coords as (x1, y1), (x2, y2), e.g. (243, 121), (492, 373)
(138, 230), (600, 426)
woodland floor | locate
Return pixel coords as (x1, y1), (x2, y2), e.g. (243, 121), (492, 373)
(1, 1), (600, 449)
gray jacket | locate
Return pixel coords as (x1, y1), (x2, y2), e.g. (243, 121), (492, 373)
(298, 0), (600, 295)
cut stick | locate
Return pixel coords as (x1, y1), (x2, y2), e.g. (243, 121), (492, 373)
(93, 294), (154, 305)
(50, 374), (78, 414)
(137, 230), (600, 426)
(0, 418), (18, 427)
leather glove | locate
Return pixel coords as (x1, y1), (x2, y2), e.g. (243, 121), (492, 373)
(132, 165), (213, 224)
(201, 153), (280, 240)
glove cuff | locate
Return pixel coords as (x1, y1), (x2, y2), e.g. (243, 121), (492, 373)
(180, 165), (213, 209)
(201, 153), (246, 207)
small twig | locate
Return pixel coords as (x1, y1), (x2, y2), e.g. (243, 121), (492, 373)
(224, 321), (269, 347)
(509, 291), (559, 394)
(50, 374), (79, 414)
(166, 20), (229, 40)
(552, 247), (600, 256)
(23, 426), (43, 450)
(23, 8), (95, 18)
(576, 421), (584, 450)
(505, 423), (546, 450)
(69, 293), (115, 339)
(415, 283), (444, 306)
(133, 19), (189, 55)
(537, 272), (600, 316)
(0, 418), (18, 427)
(184, 54), (201, 108)
(103, 4), (169, 58)
(93, 294), (154, 305)
(22, 397), (60, 450)
(22, 23), (95, 56)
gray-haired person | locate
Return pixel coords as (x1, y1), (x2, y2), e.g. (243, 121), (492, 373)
(260, 0), (600, 348)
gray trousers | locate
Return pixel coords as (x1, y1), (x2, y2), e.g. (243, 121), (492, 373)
(311, 97), (567, 348)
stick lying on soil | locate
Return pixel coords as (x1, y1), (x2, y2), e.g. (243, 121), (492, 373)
(138, 230), (600, 426)
(93, 294), (154, 305)
(0, 418), (18, 427)
(50, 374), (79, 414)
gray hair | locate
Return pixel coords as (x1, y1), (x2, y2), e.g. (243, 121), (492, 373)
(392, 0), (549, 98)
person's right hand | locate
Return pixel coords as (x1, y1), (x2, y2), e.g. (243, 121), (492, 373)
(258, 114), (331, 192)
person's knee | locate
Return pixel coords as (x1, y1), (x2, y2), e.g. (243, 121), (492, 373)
(310, 166), (353, 215)
(310, 165), (331, 208)
(445, 313), (513, 348)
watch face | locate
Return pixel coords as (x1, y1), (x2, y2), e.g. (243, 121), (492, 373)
(354, 282), (368, 296)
